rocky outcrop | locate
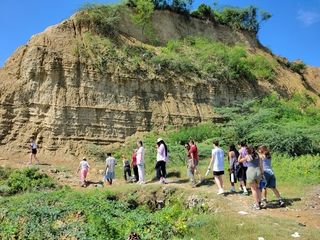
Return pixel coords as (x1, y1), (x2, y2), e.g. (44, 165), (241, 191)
(0, 7), (319, 153)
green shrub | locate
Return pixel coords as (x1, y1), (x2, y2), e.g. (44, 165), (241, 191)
(152, 37), (276, 81)
(0, 168), (56, 195)
(214, 5), (271, 34)
(76, 3), (122, 35)
(288, 61), (306, 74)
(0, 189), (196, 239)
(191, 4), (215, 21)
(132, 0), (155, 38)
(0, 166), (11, 181)
(272, 153), (320, 185)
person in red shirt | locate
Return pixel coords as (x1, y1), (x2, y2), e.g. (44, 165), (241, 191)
(188, 139), (202, 187)
(131, 149), (139, 182)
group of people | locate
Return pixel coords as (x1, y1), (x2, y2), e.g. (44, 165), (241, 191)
(206, 141), (285, 210)
(77, 138), (169, 186)
(75, 138), (284, 210)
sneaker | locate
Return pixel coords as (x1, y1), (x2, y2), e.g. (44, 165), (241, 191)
(242, 191), (249, 196)
(261, 199), (267, 208)
(252, 203), (261, 210)
(230, 188), (236, 193)
(139, 181), (146, 184)
(217, 189), (225, 195)
(279, 199), (285, 207)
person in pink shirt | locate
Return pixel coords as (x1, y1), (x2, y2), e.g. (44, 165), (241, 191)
(77, 157), (90, 187)
(156, 138), (168, 184)
(237, 141), (249, 195)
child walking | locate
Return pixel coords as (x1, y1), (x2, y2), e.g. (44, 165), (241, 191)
(122, 155), (132, 181)
(77, 157), (90, 187)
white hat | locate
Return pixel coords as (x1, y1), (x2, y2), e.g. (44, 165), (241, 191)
(157, 138), (163, 143)
(82, 157), (87, 160)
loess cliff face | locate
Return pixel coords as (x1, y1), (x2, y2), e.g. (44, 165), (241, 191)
(0, 8), (319, 153)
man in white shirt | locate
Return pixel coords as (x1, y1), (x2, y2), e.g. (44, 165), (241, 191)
(105, 153), (117, 185)
(207, 140), (225, 195)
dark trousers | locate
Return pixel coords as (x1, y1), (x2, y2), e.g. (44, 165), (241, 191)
(133, 166), (139, 182)
(155, 161), (166, 179)
(124, 167), (131, 181)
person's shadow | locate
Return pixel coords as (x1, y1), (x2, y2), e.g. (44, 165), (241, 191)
(265, 197), (301, 209)
(197, 178), (215, 187)
(85, 180), (103, 187)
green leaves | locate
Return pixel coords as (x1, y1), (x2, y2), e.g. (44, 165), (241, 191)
(152, 37), (276, 81)
(0, 189), (194, 239)
(0, 168), (56, 196)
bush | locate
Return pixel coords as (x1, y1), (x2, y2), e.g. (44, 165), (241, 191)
(288, 61), (306, 74)
(0, 168), (56, 195)
(224, 94), (320, 156)
(214, 5), (271, 34)
(0, 166), (11, 181)
(152, 37), (276, 81)
(0, 189), (197, 239)
(76, 3), (122, 35)
(191, 4), (215, 21)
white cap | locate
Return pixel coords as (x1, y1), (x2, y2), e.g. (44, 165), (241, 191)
(157, 138), (163, 143)
(82, 157), (87, 160)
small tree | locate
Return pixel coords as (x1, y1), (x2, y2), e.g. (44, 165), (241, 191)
(132, 0), (155, 39)
(153, 0), (169, 10)
(191, 4), (215, 21)
(171, 0), (193, 14)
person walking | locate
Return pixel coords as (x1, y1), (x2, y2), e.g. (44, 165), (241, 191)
(239, 145), (263, 210)
(136, 141), (145, 184)
(131, 149), (139, 182)
(188, 139), (201, 187)
(237, 142), (249, 195)
(29, 138), (40, 165)
(228, 144), (239, 193)
(207, 140), (225, 195)
(156, 138), (168, 184)
(122, 155), (132, 181)
(77, 157), (90, 187)
(104, 153), (117, 185)
(258, 145), (285, 207)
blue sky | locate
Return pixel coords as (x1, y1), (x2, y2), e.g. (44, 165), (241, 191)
(0, 0), (319, 67)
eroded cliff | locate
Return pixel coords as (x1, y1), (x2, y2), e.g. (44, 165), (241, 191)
(0, 7), (319, 153)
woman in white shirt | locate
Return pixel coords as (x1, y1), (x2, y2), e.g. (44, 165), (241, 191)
(136, 141), (145, 184)
(207, 140), (225, 195)
(156, 138), (168, 184)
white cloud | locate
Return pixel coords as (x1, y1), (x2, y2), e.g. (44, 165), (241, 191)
(297, 9), (320, 26)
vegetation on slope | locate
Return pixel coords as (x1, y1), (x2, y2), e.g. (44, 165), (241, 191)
(84, 94), (320, 185)
(0, 188), (202, 239)
(0, 167), (56, 196)
(74, 34), (276, 81)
